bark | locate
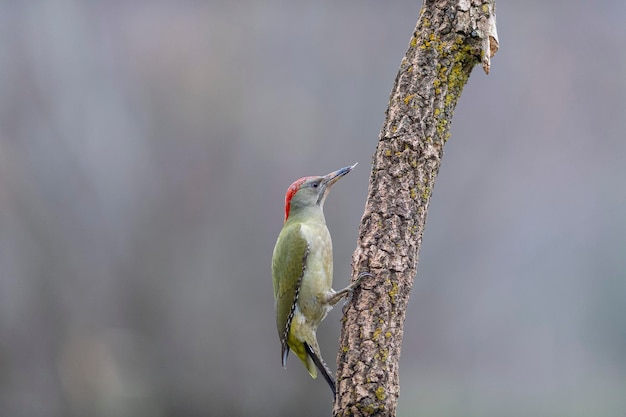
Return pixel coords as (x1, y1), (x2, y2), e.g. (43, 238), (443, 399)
(334, 1), (498, 415)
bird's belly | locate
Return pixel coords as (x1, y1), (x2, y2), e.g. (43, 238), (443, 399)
(298, 224), (333, 324)
(299, 268), (332, 324)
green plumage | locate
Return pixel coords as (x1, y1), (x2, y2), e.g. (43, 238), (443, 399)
(272, 220), (322, 378)
(272, 164), (361, 399)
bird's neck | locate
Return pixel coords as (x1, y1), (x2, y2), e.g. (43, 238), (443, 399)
(285, 205), (326, 226)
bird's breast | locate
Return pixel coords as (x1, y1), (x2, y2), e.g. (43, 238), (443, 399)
(298, 222), (333, 323)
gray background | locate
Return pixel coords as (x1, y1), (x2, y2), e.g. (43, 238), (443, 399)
(1, 1), (625, 416)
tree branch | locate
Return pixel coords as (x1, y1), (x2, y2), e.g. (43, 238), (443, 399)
(334, 1), (498, 415)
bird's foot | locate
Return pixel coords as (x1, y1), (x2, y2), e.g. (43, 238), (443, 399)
(327, 271), (373, 306)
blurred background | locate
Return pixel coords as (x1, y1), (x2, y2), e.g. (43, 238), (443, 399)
(0, 1), (625, 416)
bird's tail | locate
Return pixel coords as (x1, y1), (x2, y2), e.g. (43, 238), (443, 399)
(304, 341), (336, 399)
(281, 342), (290, 368)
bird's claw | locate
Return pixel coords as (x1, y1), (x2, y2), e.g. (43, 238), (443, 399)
(340, 271), (373, 311)
(355, 271), (373, 286)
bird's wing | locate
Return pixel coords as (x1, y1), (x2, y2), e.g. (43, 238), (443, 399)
(272, 222), (309, 365)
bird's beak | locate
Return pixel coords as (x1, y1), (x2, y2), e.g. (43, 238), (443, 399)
(321, 162), (358, 189)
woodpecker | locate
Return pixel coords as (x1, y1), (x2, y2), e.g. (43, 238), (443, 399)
(272, 163), (365, 399)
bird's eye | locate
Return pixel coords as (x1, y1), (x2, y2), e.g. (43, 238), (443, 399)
(312, 181), (319, 188)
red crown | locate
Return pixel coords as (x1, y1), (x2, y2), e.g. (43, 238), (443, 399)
(284, 177), (313, 222)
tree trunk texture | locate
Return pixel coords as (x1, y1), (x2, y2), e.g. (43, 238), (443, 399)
(334, 1), (498, 416)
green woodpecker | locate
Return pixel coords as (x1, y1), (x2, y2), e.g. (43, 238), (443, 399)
(272, 163), (364, 398)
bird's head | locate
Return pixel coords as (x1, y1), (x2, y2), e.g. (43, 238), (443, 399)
(283, 163), (357, 222)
